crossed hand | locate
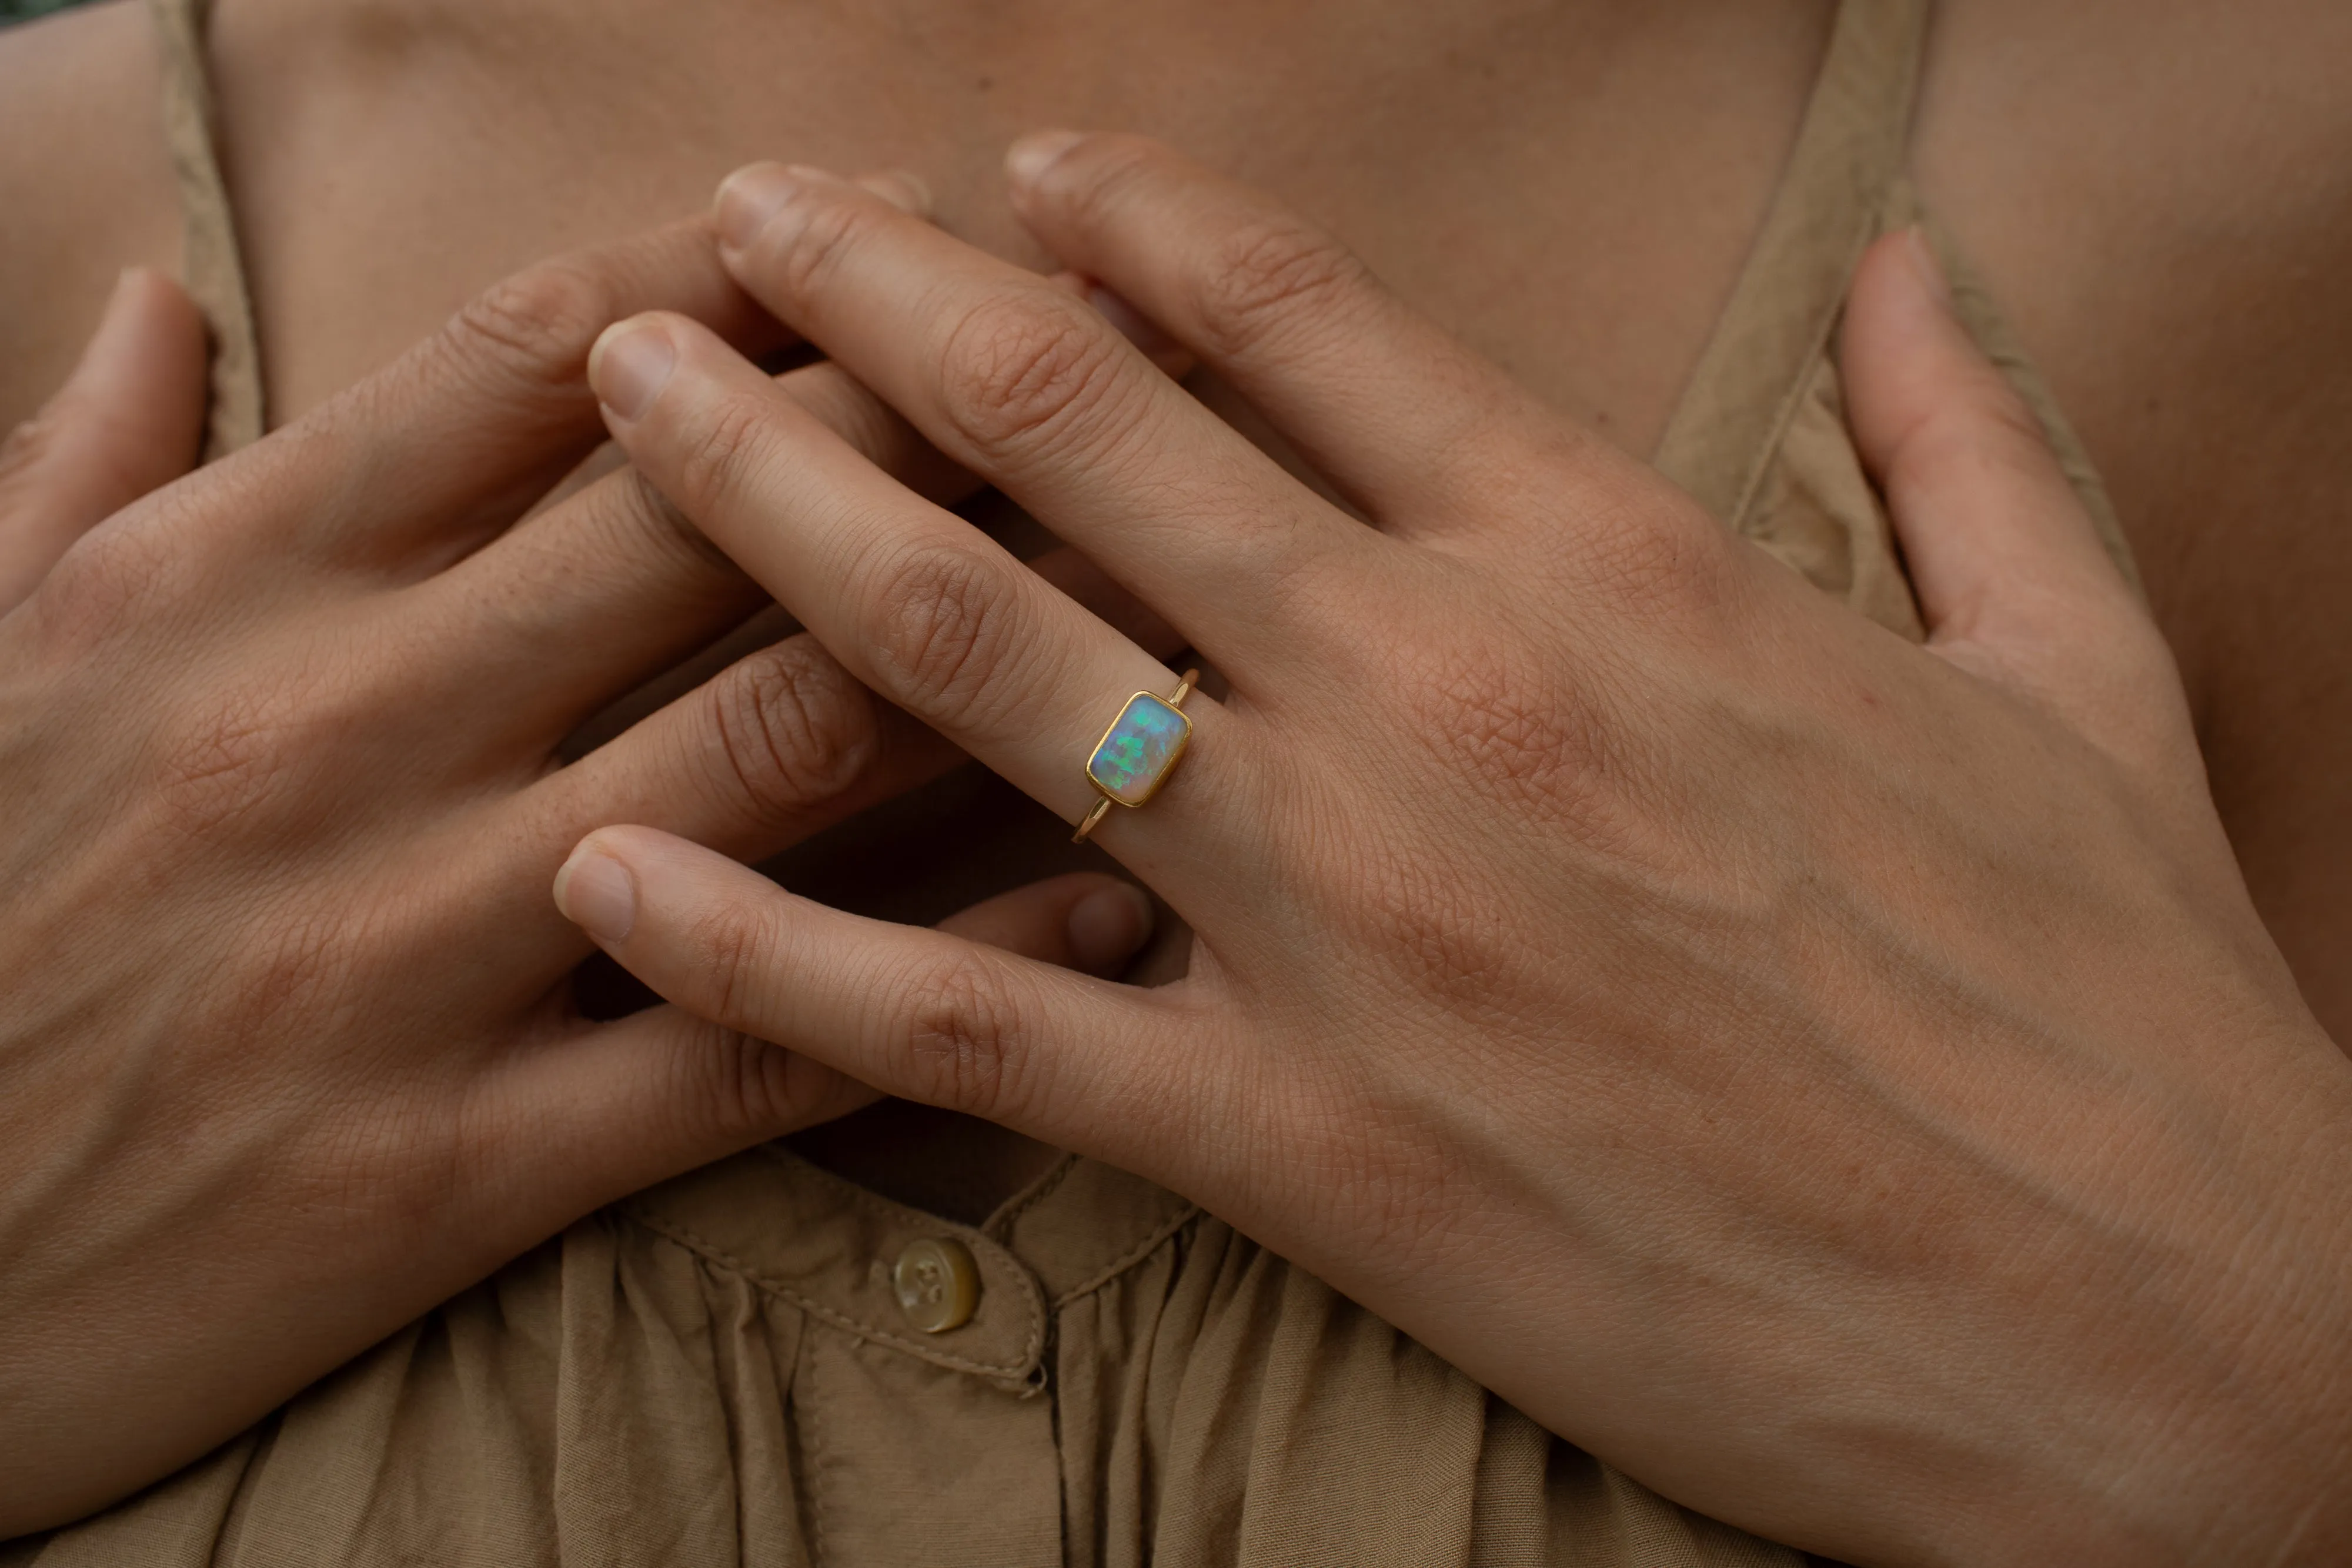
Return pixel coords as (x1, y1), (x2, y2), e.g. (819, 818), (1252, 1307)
(1, 132), (2343, 1562)
(0, 182), (1162, 1531)
(562, 136), (2352, 1564)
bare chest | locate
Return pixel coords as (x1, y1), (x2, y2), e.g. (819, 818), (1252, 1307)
(206, 0), (1834, 451)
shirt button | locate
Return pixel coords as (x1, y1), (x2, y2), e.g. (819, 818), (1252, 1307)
(892, 1237), (980, 1333)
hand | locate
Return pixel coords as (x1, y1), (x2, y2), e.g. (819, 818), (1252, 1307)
(0, 211), (1160, 1532)
(0, 269), (207, 607)
(561, 138), (2352, 1565)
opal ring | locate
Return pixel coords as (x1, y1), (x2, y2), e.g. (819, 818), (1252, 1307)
(1072, 669), (1200, 844)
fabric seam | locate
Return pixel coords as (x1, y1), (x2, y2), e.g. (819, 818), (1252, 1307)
(1050, 1205), (1202, 1310)
(1722, 205), (1882, 534)
(619, 1201), (1047, 1384)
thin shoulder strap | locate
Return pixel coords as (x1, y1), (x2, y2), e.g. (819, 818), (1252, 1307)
(1654, 0), (2142, 593)
(1651, 0), (1928, 526)
(149, 0), (265, 457)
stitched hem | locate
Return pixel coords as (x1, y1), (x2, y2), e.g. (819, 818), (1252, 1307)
(1051, 1204), (1202, 1310)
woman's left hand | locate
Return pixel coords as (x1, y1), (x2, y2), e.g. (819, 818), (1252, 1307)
(558, 136), (2352, 1565)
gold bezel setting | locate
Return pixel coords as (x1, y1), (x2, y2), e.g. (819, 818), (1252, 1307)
(1072, 669), (1199, 843)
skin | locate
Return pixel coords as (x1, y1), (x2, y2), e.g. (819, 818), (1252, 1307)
(0, 0), (2344, 1048)
(0, 0), (2343, 1547)
(0, 218), (1168, 1532)
(563, 139), (2352, 1566)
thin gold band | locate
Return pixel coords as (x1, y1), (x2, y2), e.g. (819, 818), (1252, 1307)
(1073, 795), (1115, 843)
(1071, 669), (1198, 845)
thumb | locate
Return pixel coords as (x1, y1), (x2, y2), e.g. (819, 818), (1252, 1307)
(1840, 229), (2198, 788)
(0, 268), (211, 614)
(475, 862), (1160, 1233)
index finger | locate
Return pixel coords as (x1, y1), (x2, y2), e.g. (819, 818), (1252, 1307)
(223, 219), (792, 577)
(709, 161), (1367, 671)
(1001, 132), (1547, 536)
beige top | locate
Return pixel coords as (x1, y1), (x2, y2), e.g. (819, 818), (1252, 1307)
(7, 1), (2139, 1563)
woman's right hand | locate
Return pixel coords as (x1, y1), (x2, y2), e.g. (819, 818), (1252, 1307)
(0, 223), (1157, 1533)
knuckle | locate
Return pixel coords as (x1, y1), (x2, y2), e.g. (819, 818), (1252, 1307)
(1949, 369), (2056, 463)
(1885, 382), (2058, 506)
(1035, 133), (1162, 243)
(613, 464), (739, 583)
(679, 1020), (812, 1142)
(28, 444), (298, 651)
(28, 516), (170, 648)
(1188, 214), (1372, 359)
(147, 660), (338, 840)
(672, 385), (784, 523)
(1569, 480), (1738, 620)
(934, 290), (1131, 462)
(0, 411), (61, 492)
(1370, 624), (1636, 846)
(757, 187), (892, 303)
(440, 259), (619, 397)
(151, 689), (299, 838)
(1975, 392), (2058, 467)
(682, 895), (780, 1032)
(858, 541), (1027, 721)
(706, 638), (880, 820)
(897, 948), (1030, 1119)
(1403, 639), (1593, 805)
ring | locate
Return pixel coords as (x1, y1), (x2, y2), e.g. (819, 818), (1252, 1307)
(1072, 668), (1200, 844)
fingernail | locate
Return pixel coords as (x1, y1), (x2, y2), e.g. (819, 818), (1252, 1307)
(716, 162), (803, 251)
(103, 267), (141, 315)
(1067, 881), (1154, 972)
(588, 318), (676, 423)
(1904, 225), (1955, 312)
(1005, 129), (1085, 191)
(554, 845), (639, 944)
(858, 169), (934, 217)
(1087, 286), (1175, 356)
(72, 270), (148, 385)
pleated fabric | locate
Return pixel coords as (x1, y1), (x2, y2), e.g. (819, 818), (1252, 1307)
(9, 1150), (1798, 1566)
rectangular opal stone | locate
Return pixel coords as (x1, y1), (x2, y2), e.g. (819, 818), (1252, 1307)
(1087, 692), (1192, 806)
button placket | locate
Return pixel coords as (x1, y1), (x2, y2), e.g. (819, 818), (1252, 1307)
(624, 1145), (1053, 1388)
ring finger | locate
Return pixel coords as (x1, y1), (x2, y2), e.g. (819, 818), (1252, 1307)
(586, 306), (1258, 876)
(708, 162), (1372, 677)
(414, 357), (971, 751)
(412, 260), (1178, 757)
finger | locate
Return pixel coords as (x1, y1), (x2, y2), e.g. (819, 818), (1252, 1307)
(499, 539), (1190, 968)
(459, 273), (1171, 755)
(585, 307), (1256, 865)
(1839, 229), (2199, 780)
(465, 532), (1192, 998)
(395, 173), (981, 745)
(203, 219), (790, 578)
(0, 269), (207, 612)
(710, 160), (1367, 666)
(521, 628), (965, 871)
(931, 872), (1157, 978)
(1001, 131), (1548, 534)
(415, 357), (974, 748)
(546, 531), (1187, 767)
(549, 825), (1207, 1162)
(475, 867), (1157, 1226)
